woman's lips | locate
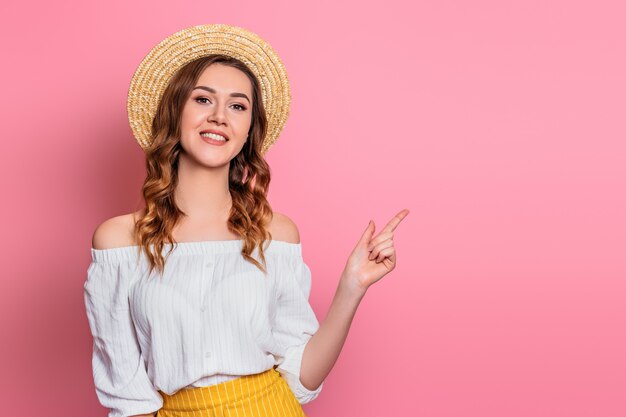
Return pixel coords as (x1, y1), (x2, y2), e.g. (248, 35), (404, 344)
(199, 134), (228, 146)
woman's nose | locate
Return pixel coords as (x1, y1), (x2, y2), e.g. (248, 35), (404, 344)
(207, 104), (227, 124)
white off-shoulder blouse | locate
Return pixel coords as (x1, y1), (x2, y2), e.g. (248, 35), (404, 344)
(83, 239), (323, 417)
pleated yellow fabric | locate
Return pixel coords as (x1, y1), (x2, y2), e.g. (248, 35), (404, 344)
(156, 367), (307, 417)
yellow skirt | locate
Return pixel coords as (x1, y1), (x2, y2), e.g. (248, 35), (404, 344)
(156, 367), (307, 417)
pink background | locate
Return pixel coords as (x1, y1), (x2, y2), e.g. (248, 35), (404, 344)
(2, 1), (624, 416)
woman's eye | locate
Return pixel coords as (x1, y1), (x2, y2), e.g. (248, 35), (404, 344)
(195, 97), (246, 111)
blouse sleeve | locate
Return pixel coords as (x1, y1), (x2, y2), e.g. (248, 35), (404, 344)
(83, 257), (163, 417)
(273, 249), (324, 404)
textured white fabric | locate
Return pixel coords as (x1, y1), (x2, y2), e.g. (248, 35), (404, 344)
(83, 239), (323, 417)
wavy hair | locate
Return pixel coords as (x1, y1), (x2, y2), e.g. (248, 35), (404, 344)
(132, 54), (274, 277)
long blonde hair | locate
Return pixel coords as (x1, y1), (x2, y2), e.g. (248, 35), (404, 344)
(132, 54), (274, 277)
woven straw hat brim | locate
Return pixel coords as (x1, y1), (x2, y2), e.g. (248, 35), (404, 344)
(127, 24), (291, 155)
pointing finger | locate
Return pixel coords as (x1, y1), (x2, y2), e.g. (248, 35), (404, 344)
(381, 209), (410, 234)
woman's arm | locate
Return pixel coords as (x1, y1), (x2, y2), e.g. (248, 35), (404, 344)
(299, 210), (409, 391)
(299, 276), (366, 391)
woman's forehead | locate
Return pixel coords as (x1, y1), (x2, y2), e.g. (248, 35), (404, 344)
(195, 64), (253, 96)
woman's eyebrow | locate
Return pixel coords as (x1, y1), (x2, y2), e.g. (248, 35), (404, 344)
(193, 85), (250, 103)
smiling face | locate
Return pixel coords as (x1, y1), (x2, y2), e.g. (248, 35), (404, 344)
(179, 63), (253, 167)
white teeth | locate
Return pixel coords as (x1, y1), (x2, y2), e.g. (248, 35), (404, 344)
(200, 132), (227, 141)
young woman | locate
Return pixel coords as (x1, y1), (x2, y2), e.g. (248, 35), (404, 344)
(84, 24), (408, 417)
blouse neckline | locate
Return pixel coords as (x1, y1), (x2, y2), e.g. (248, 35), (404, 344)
(90, 239), (302, 263)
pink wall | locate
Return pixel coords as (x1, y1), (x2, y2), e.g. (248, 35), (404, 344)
(2, 1), (624, 416)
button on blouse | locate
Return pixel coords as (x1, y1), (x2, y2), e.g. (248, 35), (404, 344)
(83, 239), (323, 417)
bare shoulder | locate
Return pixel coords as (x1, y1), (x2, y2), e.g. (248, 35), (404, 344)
(91, 210), (142, 249)
(269, 212), (301, 244)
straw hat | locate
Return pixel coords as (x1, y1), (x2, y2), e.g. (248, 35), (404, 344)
(127, 24), (291, 155)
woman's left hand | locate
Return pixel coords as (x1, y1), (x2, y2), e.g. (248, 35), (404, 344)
(341, 209), (410, 294)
